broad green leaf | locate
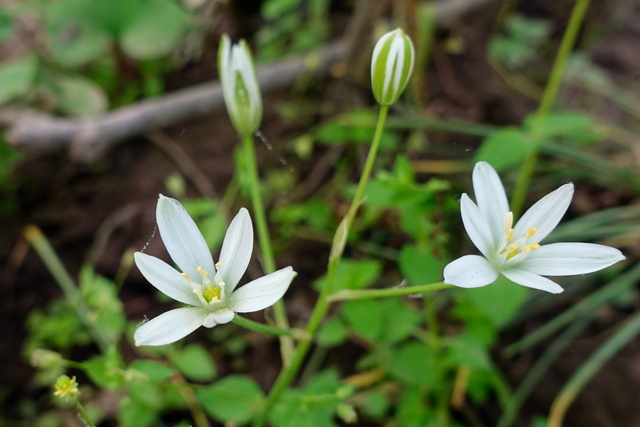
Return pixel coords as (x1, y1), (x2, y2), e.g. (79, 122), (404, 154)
(316, 316), (349, 348)
(128, 360), (175, 382)
(172, 344), (217, 382)
(474, 127), (537, 171)
(398, 243), (445, 284)
(197, 376), (264, 423)
(387, 342), (438, 387)
(83, 348), (126, 390)
(464, 275), (530, 327)
(120, 0), (190, 59)
(49, 75), (108, 116)
(119, 398), (157, 427)
(342, 298), (420, 344)
(0, 55), (37, 105)
(313, 258), (381, 292)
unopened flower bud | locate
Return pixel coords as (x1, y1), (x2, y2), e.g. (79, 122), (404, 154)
(219, 35), (263, 137)
(31, 348), (64, 368)
(370, 28), (415, 105)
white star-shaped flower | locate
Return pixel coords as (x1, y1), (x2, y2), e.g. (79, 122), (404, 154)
(134, 195), (296, 346)
(444, 162), (625, 293)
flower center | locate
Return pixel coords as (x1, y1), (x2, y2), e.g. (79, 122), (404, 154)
(181, 266), (226, 306)
(498, 212), (540, 263)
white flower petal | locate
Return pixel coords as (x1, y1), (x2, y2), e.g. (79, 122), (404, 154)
(443, 255), (499, 288)
(230, 267), (296, 313)
(203, 309), (235, 328)
(134, 307), (205, 346)
(513, 184), (573, 243)
(501, 268), (564, 294)
(215, 208), (253, 292)
(472, 162), (509, 243)
(156, 195), (215, 280)
(518, 243), (625, 276)
(134, 252), (200, 306)
(461, 194), (495, 257)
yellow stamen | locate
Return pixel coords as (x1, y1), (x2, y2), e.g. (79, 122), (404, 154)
(506, 250), (518, 260)
(503, 212), (514, 233)
(180, 272), (191, 283)
(525, 227), (538, 239)
(503, 243), (519, 254)
(215, 261), (222, 269)
(197, 266), (209, 277)
(522, 243), (541, 254)
(505, 229), (514, 241)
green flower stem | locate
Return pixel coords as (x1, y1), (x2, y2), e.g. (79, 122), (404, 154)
(327, 282), (451, 302)
(253, 105), (390, 427)
(510, 0), (591, 216)
(23, 225), (110, 352)
(232, 315), (310, 339)
(74, 398), (97, 427)
(548, 310), (640, 427)
(241, 133), (294, 362)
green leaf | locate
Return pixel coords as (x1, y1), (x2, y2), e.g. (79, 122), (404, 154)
(387, 342), (438, 387)
(119, 397), (158, 427)
(128, 360), (175, 382)
(316, 316), (349, 348)
(474, 127), (537, 171)
(342, 298), (420, 344)
(313, 258), (381, 292)
(0, 9), (14, 42)
(83, 348), (126, 390)
(524, 111), (598, 145)
(79, 267), (126, 346)
(463, 275), (530, 327)
(196, 376), (264, 423)
(49, 75), (108, 116)
(0, 55), (37, 105)
(171, 344), (217, 382)
(398, 243), (445, 284)
(120, 0), (190, 59)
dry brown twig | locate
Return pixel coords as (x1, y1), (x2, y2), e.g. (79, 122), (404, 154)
(1, 0), (493, 162)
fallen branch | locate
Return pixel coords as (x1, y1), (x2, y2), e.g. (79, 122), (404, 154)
(2, 0), (494, 161)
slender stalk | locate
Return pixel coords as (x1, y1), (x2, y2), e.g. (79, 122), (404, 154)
(327, 282), (451, 301)
(74, 399), (97, 427)
(232, 316), (310, 339)
(547, 311), (640, 427)
(510, 0), (591, 216)
(241, 133), (294, 363)
(24, 225), (110, 352)
(253, 105), (390, 427)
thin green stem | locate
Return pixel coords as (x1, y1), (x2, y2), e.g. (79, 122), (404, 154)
(232, 315), (310, 339)
(510, 0), (591, 216)
(548, 311), (640, 427)
(24, 225), (110, 352)
(74, 398), (97, 427)
(253, 105), (390, 427)
(241, 133), (294, 362)
(327, 282), (451, 302)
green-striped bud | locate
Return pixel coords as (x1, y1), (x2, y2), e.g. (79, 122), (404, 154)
(370, 28), (415, 106)
(218, 35), (263, 137)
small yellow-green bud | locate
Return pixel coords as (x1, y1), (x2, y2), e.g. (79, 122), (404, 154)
(370, 28), (415, 105)
(336, 403), (358, 424)
(53, 375), (79, 401)
(31, 349), (64, 368)
(218, 34), (263, 137)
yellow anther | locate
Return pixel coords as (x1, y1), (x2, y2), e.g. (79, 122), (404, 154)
(503, 243), (519, 254)
(180, 272), (191, 283)
(197, 266), (209, 277)
(215, 261), (222, 269)
(505, 229), (514, 241)
(503, 212), (514, 233)
(525, 227), (538, 239)
(522, 243), (541, 254)
(506, 250), (518, 260)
